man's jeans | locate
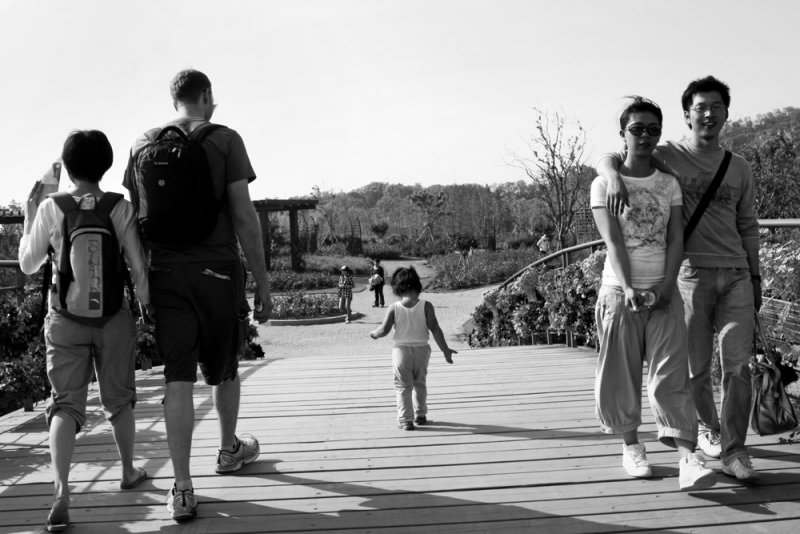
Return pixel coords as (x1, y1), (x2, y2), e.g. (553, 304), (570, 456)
(678, 266), (754, 463)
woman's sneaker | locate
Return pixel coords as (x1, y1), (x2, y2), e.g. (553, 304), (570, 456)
(679, 453), (715, 491)
(622, 443), (652, 478)
(215, 433), (260, 474)
(722, 456), (759, 482)
(166, 485), (197, 522)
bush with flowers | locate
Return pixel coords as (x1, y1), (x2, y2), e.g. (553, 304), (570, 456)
(469, 249), (605, 348)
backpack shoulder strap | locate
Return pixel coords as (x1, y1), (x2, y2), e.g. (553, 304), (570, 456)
(684, 150), (732, 242)
(96, 192), (124, 216)
(189, 122), (224, 142)
(50, 191), (78, 215)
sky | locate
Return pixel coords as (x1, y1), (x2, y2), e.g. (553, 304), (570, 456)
(1, 0), (798, 205)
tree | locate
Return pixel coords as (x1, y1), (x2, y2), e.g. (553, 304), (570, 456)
(739, 131), (800, 219)
(511, 108), (591, 249)
(370, 221), (389, 240)
(410, 189), (449, 242)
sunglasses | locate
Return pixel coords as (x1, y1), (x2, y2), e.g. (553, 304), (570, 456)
(626, 125), (662, 137)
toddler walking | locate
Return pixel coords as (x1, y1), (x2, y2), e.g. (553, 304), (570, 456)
(370, 267), (457, 430)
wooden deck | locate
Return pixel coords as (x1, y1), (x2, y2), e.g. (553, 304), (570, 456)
(2, 344), (800, 533)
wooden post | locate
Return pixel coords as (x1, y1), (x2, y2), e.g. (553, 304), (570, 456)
(289, 208), (300, 272)
(14, 266), (25, 306)
(255, 204), (271, 271)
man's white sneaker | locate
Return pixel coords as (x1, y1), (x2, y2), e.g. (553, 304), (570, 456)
(622, 442), (652, 478)
(679, 453), (715, 491)
(697, 431), (722, 459)
(722, 456), (759, 482)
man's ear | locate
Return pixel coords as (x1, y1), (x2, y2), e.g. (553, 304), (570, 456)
(684, 109), (692, 129)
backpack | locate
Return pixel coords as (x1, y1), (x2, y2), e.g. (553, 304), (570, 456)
(128, 122), (223, 245)
(50, 192), (132, 326)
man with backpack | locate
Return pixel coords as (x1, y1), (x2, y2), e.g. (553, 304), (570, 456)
(19, 130), (151, 532)
(124, 69), (272, 522)
(597, 76), (762, 483)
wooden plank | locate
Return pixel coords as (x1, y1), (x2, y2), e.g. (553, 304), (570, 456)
(2, 344), (800, 533)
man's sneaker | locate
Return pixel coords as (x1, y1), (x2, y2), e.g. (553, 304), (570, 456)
(622, 442), (652, 478)
(697, 431), (722, 459)
(166, 485), (197, 522)
(722, 456), (759, 482)
(215, 433), (260, 474)
(398, 421), (415, 430)
(679, 453), (716, 491)
(414, 415), (427, 425)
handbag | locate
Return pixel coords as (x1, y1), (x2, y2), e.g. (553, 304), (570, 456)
(684, 150), (732, 242)
(749, 314), (799, 436)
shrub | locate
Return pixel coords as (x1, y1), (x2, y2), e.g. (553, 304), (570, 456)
(468, 249), (605, 348)
(303, 254), (372, 275)
(317, 242), (348, 257)
(428, 249), (541, 290)
(270, 291), (341, 319)
(0, 287), (49, 413)
(362, 242), (403, 260)
(760, 239), (800, 302)
(504, 235), (538, 250)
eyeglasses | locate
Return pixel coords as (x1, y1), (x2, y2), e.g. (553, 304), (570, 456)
(691, 103), (726, 114)
(625, 125), (662, 137)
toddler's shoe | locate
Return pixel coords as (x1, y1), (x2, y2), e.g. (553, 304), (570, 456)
(679, 453), (715, 491)
(398, 421), (415, 431)
(622, 442), (652, 478)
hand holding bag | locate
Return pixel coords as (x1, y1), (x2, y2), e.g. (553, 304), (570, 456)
(749, 314), (799, 436)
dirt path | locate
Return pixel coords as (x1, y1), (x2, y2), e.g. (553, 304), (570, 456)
(256, 259), (490, 359)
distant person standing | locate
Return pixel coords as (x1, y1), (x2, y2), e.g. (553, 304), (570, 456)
(371, 259), (385, 307)
(537, 233), (551, 255)
(370, 267), (456, 430)
(124, 69), (272, 522)
(338, 265), (354, 323)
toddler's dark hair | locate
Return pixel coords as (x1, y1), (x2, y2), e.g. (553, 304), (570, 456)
(391, 266), (422, 296)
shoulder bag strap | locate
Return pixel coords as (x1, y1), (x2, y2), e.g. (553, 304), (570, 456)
(684, 150), (732, 242)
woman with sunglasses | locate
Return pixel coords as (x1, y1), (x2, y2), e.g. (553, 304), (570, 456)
(589, 97), (714, 491)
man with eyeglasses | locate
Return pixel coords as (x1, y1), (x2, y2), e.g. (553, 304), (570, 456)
(597, 76), (761, 483)
(124, 69), (273, 521)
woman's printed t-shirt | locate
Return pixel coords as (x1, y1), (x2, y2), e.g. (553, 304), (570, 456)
(590, 169), (682, 288)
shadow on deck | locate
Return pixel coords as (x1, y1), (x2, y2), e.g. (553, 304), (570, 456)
(2, 344), (800, 533)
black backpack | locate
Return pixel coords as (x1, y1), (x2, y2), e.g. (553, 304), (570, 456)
(50, 192), (132, 326)
(128, 122), (223, 245)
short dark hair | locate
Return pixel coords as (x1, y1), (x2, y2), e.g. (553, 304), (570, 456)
(61, 130), (113, 183)
(619, 96), (662, 130)
(391, 266), (422, 296)
(170, 69), (211, 105)
(681, 75), (730, 111)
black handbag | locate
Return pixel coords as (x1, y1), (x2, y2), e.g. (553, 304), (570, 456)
(749, 314), (799, 436)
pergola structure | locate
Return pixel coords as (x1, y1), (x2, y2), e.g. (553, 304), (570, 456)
(3, 200), (320, 274)
(252, 198), (319, 272)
